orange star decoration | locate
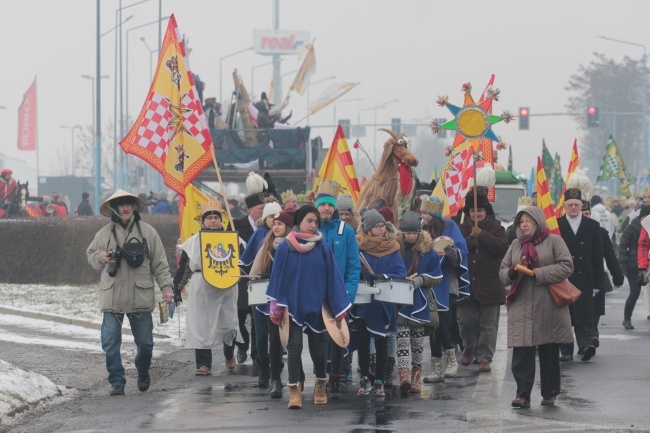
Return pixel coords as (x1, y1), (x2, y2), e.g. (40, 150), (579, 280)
(168, 98), (193, 140)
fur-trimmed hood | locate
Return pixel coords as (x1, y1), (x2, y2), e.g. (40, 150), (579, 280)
(397, 230), (433, 255)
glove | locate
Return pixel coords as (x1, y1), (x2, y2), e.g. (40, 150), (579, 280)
(173, 285), (183, 304)
(444, 246), (458, 258)
(412, 275), (425, 289)
(508, 265), (518, 280)
(336, 311), (347, 322)
(638, 269), (648, 287)
(372, 274), (389, 283)
(269, 300), (283, 325)
(613, 274), (624, 287)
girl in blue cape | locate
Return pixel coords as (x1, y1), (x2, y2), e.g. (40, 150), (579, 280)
(352, 209), (406, 398)
(396, 211), (443, 394)
(266, 205), (351, 409)
(419, 196), (469, 383)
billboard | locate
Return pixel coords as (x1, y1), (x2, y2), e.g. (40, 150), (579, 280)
(253, 29), (310, 55)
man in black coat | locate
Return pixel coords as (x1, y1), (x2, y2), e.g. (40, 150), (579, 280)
(557, 188), (604, 362)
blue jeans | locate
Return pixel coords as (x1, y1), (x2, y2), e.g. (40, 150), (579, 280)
(101, 312), (154, 387)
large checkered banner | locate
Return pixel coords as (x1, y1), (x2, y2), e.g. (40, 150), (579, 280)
(120, 14), (212, 200)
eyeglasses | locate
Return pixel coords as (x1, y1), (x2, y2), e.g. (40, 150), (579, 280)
(374, 223), (387, 230)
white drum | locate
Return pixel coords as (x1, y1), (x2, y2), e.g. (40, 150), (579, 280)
(354, 281), (380, 305)
(375, 278), (414, 305)
(248, 278), (269, 306)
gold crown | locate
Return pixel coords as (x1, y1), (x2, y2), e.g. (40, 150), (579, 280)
(518, 196), (534, 208)
(644, 187), (650, 197)
(200, 199), (222, 214)
(317, 179), (341, 197)
(296, 194), (309, 205)
(281, 189), (296, 202)
(420, 196), (444, 215)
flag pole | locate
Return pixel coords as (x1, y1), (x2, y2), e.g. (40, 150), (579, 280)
(473, 148), (479, 253)
(209, 147), (235, 230)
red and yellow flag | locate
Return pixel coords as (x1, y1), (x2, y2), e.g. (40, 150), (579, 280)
(554, 139), (580, 217)
(536, 157), (560, 235)
(119, 15), (213, 200)
(290, 42), (316, 95)
(312, 125), (361, 202)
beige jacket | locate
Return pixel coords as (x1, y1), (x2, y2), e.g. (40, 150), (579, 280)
(499, 206), (574, 347)
(86, 217), (173, 313)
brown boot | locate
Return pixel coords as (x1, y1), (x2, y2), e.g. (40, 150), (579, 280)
(288, 384), (302, 409)
(313, 378), (328, 405)
(398, 368), (411, 394)
(410, 367), (422, 393)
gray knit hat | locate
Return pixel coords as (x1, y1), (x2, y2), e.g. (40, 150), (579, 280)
(336, 194), (354, 212)
(399, 211), (422, 233)
(361, 209), (385, 233)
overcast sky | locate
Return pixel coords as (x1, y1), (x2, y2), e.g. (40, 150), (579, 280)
(1, 0), (648, 184)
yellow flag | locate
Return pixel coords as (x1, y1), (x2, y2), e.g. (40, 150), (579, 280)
(179, 184), (230, 242)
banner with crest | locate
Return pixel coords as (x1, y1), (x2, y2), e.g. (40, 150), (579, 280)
(200, 231), (240, 289)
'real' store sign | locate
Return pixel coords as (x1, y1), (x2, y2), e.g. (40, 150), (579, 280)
(253, 29), (310, 55)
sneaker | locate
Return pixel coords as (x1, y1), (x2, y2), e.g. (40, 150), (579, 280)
(478, 361), (491, 372)
(137, 374), (150, 392)
(110, 385), (125, 396)
(237, 348), (247, 364)
(373, 380), (385, 397)
(357, 376), (372, 396)
(195, 366), (211, 376)
(559, 354), (573, 362)
(461, 348), (473, 366)
(623, 319), (635, 330)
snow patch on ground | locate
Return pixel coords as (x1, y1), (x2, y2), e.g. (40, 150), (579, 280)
(0, 359), (62, 420)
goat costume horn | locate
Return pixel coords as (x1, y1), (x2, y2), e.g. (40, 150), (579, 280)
(378, 128), (400, 141)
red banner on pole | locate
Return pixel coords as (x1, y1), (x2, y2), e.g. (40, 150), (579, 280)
(17, 79), (37, 151)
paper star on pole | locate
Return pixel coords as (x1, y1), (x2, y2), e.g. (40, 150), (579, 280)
(430, 82), (512, 144)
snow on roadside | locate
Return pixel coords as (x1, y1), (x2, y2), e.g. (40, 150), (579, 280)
(0, 359), (62, 421)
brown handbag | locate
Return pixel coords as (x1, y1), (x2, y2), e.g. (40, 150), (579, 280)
(548, 279), (581, 307)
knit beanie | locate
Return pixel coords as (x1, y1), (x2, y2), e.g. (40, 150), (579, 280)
(361, 209), (385, 233)
(399, 211), (422, 233)
(294, 205), (321, 228)
(336, 194), (354, 212)
(640, 205), (650, 219)
(273, 208), (295, 228)
(261, 202), (282, 221)
(378, 206), (395, 224)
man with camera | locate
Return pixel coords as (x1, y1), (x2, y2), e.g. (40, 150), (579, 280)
(86, 189), (174, 396)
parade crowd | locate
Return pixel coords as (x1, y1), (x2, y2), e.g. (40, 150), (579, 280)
(80, 167), (650, 411)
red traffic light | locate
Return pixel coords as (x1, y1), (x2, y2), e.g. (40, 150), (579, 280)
(519, 107), (529, 117)
(588, 106), (597, 115)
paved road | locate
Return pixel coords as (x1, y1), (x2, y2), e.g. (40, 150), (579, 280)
(3, 287), (650, 432)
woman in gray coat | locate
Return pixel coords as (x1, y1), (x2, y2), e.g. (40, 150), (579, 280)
(500, 206), (574, 408)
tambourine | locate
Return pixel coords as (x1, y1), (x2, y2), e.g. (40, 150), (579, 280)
(433, 236), (455, 254)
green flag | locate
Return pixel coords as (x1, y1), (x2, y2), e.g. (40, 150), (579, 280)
(553, 152), (564, 204)
(598, 136), (636, 196)
(542, 140), (556, 204)
(507, 146), (513, 172)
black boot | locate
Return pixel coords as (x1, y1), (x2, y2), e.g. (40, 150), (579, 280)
(384, 357), (395, 388)
(329, 374), (342, 399)
(258, 362), (270, 388)
(270, 379), (283, 399)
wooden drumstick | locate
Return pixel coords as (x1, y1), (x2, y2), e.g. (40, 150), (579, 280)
(514, 256), (535, 276)
(406, 273), (418, 281)
(359, 253), (375, 276)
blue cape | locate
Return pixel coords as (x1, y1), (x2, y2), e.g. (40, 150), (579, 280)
(239, 226), (270, 266)
(266, 239), (351, 332)
(432, 218), (470, 311)
(399, 246), (442, 323)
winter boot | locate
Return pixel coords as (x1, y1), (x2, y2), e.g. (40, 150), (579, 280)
(443, 348), (458, 378)
(623, 318), (634, 330)
(314, 378), (328, 405)
(410, 367), (422, 393)
(385, 357), (395, 388)
(270, 379), (283, 399)
(423, 357), (445, 383)
(398, 367), (411, 395)
(288, 384), (302, 409)
(258, 362), (270, 388)
(329, 374), (342, 399)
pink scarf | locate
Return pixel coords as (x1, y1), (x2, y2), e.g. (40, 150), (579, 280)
(505, 227), (550, 308)
(285, 231), (322, 253)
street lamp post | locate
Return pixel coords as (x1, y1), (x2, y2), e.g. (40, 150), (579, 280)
(82, 75), (109, 137)
(219, 47), (253, 103)
(333, 98), (363, 129)
(61, 125), (82, 176)
(372, 99), (399, 160)
(598, 35), (648, 177)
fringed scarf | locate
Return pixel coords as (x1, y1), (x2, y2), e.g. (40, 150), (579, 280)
(285, 231), (323, 253)
(505, 227), (551, 308)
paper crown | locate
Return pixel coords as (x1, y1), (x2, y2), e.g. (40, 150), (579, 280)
(281, 189), (296, 202)
(644, 187), (650, 196)
(518, 196), (534, 208)
(200, 199), (223, 215)
(296, 193), (309, 206)
(317, 179), (341, 197)
(420, 196), (444, 216)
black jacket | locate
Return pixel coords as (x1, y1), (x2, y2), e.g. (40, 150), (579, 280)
(558, 215), (604, 326)
(234, 216), (256, 309)
(618, 216), (642, 272)
(595, 226), (624, 316)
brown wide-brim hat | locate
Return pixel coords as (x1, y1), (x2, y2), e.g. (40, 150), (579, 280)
(100, 189), (146, 217)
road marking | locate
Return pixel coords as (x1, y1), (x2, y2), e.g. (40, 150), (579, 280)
(599, 334), (642, 341)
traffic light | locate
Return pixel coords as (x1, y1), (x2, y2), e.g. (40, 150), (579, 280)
(519, 107), (529, 130)
(391, 118), (401, 135)
(587, 106), (600, 128)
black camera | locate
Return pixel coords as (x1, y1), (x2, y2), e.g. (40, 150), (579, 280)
(107, 248), (122, 277)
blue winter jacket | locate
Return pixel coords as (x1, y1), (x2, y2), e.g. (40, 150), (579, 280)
(151, 199), (172, 214)
(319, 215), (361, 304)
